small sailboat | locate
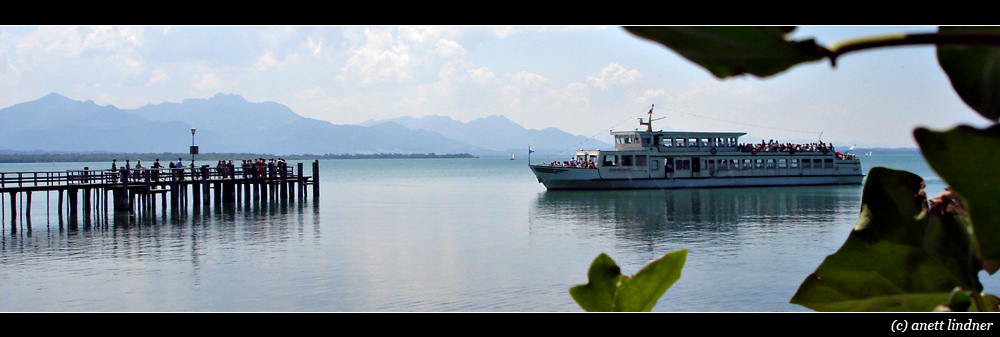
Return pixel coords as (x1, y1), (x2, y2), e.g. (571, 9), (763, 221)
(510, 153), (515, 160)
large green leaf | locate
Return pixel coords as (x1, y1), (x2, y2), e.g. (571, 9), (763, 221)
(569, 253), (624, 312)
(914, 125), (1000, 265)
(569, 250), (687, 312)
(624, 26), (828, 78)
(936, 26), (1000, 122)
(790, 167), (981, 311)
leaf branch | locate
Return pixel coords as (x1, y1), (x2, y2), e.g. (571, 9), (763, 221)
(828, 32), (1000, 66)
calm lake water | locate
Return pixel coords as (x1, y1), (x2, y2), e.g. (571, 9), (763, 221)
(0, 155), (995, 312)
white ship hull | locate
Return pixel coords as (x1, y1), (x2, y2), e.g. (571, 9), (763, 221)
(530, 164), (863, 190)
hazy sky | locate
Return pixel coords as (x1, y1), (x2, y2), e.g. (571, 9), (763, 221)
(0, 25), (991, 148)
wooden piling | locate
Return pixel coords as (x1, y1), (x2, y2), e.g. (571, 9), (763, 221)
(312, 160), (320, 198)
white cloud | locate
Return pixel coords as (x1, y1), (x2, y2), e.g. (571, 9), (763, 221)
(586, 63), (643, 90)
(337, 27), (413, 84)
(468, 67), (497, 85)
(548, 82), (590, 107)
(194, 72), (225, 92)
(308, 37), (323, 57)
(635, 89), (668, 105)
(147, 68), (168, 86)
(434, 39), (466, 58)
(255, 51), (300, 72)
(510, 71), (548, 88)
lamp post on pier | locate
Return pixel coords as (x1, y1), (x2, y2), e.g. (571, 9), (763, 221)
(190, 128), (198, 167)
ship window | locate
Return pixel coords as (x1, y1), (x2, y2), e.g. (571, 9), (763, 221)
(766, 159), (775, 168)
(677, 159), (690, 170)
(743, 159), (751, 169)
(778, 159), (787, 168)
(730, 159), (739, 169)
(755, 159), (764, 169)
(802, 159), (812, 168)
(688, 138), (698, 147)
(642, 136), (651, 146)
(718, 159), (728, 170)
(701, 138), (710, 147)
(635, 155), (647, 167)
(790, 159), (799, 168)
(621, 155), (633, 167)
(824, 159), (833, 168)
(603, 154), (617, 166)
(813, 159), (822, 168)
(662, 138), (673, 147)
(676, 139), (686, 147)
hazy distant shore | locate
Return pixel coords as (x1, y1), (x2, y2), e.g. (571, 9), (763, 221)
(0, 152), (477, 163)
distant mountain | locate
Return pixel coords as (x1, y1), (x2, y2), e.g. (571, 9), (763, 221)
(363, 114), (612, 155)
(0, 93), (606, 156)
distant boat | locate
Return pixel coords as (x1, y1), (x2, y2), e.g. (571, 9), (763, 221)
(510, 153), (515, 160)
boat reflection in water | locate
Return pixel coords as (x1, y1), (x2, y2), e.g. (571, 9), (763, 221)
(529, 185), (863, 311)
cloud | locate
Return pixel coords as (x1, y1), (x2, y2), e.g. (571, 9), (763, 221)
(586, 63), (643, 90)
(510, 71), (548, 88)
(468, 67), (497, 85)
(337, 27), (413, 85)
(194, 72), (225, 92)
(254, 51), (301, 72)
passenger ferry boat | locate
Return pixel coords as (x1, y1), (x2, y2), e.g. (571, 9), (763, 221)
(529, 108), (864, 190)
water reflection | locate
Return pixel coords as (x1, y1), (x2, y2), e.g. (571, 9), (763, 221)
(530, 185), (865, 311)
(530, 186), (861, 249)
(1, 195), (321, 261)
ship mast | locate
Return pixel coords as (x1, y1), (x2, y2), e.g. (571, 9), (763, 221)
(638, 104), (664, 132)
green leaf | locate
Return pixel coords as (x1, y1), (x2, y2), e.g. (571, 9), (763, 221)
(569, 253), (624, 312)
(936, 26), (1000, 122)
(569, 250), (687, 312)
(615, 249), (687, 312)
(914, 125), (1000, 265)
(624, 26), (828, 78)
(790, 167), (980, 311)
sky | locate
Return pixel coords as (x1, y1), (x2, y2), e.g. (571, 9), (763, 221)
(0, 25), (992, 148)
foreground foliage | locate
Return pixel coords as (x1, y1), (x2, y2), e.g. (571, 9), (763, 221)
(624, 26), (1000, 312)
(570, 250), (687, 312)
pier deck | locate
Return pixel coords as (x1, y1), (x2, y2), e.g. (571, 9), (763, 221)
(2, 160), (320, 227)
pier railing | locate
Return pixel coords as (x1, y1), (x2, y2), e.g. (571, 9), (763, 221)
(1, 166), (299, 190)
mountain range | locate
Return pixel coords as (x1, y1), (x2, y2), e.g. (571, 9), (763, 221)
(0, 93), (610, 157)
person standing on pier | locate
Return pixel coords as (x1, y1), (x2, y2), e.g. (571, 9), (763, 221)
(176, 158), (185, 181)
(122, 159), (131, 183)
(111, 158), (118, 182)
(134, 159), (144, 182)
(152, 159), (162, 182)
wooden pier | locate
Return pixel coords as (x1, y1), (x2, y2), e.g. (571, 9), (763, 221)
(1, 160), (320, 229)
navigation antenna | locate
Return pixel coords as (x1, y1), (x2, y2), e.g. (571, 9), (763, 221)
(638, 104), (664, 132)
